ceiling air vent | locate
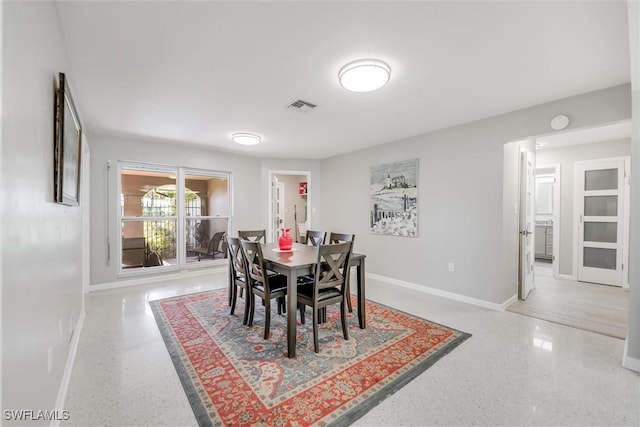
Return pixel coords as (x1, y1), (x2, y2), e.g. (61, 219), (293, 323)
(287, 99), (317, 112)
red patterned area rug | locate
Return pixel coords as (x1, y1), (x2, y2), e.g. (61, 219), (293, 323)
(150, 288), (470, 426)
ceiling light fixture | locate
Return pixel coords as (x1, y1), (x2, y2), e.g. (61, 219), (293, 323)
(338, 59), (391, 92)
(232, 132), (262, 146)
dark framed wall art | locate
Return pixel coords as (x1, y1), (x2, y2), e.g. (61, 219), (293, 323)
(54, 72), (82, 206)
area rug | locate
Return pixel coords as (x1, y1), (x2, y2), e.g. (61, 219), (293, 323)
(150, 288), (471, 426)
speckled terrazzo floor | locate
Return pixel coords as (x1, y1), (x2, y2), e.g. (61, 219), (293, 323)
(62, 271), (640, 426)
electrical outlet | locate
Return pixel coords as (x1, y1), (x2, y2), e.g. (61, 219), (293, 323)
(448, 262), (455, 272)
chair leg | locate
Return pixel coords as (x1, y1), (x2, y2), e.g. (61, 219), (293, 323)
(340, 300), (349, 341)
(318, 307), (327, 324)
(242, 287), (250, 325)
(312, 305), (319, 353)
(247, 293), (255, 326)
(299, 304), (306, 324)
(264, 298), (271, 340)
(229, 284), (238, 315)
(346, 279), (353, 313)
(277, 296), (286, 315)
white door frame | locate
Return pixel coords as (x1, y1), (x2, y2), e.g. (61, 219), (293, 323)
(535, 163), (561, 279)
(267, 170), (311, 243)
(572, 156), (630, 288)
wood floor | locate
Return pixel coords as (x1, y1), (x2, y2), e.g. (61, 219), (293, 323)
(507, 261), (628, 339)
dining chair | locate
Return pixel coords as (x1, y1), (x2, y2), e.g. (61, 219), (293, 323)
(297, 241), (353, 353)
(328, 232), (355, 245)
(305, 230), (326, 246)
(328, 232), (355, 312)
(226, 236), (250, 325)
(240, 240), (287, 339)
(193, 231), (227, 260)
(238, 230), (266, 243)
(297, 230), (327, 286)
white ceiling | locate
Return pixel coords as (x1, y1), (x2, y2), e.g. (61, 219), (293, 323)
(56, 1), (631, 160)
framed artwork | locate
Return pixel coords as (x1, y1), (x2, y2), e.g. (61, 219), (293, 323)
(370, 159), (418, 237)
(54, 72), (82, 206)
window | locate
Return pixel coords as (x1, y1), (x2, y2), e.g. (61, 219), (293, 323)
(184, 171), (230, 265)
(119, 163), (230, 273)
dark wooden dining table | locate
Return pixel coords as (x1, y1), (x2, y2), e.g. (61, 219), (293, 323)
(260, 242), (366, 358)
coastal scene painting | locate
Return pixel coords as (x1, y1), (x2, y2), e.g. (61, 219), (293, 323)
(370, 159), (418, 237)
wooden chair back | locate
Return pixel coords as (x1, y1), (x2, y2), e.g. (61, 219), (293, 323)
(314, 242), (353, 294)
(328, 232), (355, 244)
(238, 229), (266, 243)
(240, 240), (268, 286)
(226, 236), (245, 278)
(305, 230), (326, 246)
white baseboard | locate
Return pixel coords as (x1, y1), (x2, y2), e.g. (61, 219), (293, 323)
(89, 267), (227, 292)
(366, 272), (513, 311)
(52, 308), (86, 427)
(501, 294), (518, 310)
(622, 339), (640, 372)
(556, 273), (576, 281)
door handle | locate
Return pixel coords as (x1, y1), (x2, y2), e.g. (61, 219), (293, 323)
(520, 229), (532, 236)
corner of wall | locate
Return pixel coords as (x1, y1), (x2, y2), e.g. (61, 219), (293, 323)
(623, 338), (640, 372)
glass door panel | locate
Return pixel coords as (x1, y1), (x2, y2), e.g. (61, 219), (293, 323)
(584, 196), (618, 216)
(583, 248), (616, 270)
(584, 222), (617, 243)
(584, 168), (617, 190)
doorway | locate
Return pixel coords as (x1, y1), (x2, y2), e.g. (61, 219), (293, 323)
(268, 170), (311, 243)
(534, 164), (560, 278)
(506, 122), (632, 338)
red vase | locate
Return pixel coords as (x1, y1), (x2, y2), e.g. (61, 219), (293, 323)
(278, 228), (293, 251)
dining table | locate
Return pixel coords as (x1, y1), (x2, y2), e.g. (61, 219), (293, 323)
(260, 242), (366, 358)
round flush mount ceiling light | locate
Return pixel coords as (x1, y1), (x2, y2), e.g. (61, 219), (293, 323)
(338, 59), (391, 92)
(232, 132), (262, 146)
(550, 115), (570, 131)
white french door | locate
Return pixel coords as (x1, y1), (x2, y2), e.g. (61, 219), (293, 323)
(576, 157), (629, 286)
(271, 180), (285, 241)
(519, 149), (535, 299)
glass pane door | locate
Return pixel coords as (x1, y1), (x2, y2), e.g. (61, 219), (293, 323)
(576, 158), (626, 286)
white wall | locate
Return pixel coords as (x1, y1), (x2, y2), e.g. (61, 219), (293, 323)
(536, 138), (631, 276)
(320, 84), (631, 307)
(2, 1), (84, 415)
(89, 133), (321, 285)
